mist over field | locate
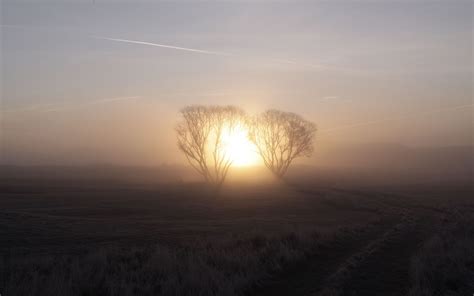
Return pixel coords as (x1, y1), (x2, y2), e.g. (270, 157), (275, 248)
(1, 1), (472, 295)
(2, 1), (472, 168)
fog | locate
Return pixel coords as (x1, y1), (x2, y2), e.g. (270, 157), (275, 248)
(1, 1), (472, 178)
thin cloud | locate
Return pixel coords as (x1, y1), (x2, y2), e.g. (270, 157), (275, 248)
(2, 96), (142, 114)
(318, 96), (353, 103)
(320, 103), (473, 133)
(269, 58), (328, 69)
(88, 96), (142, 105)
(321, 96), (340, 100)
(44, 96), (142, 112)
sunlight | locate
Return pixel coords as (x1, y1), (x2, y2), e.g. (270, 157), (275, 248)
(221, 124), (260, 167)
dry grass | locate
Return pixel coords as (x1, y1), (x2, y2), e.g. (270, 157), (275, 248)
(409, 212), (474, 296)
(0, 231), (321, 296)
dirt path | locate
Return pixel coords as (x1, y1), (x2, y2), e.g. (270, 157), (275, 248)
(251, 189), (441, 296)
(337, 222), (425, 296)
(248, 218), (398, 296)
(316, 215), (436, 296)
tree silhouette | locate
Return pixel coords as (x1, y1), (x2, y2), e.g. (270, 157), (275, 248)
(176, 105), (246, 188)
(249, 109), (316, 179)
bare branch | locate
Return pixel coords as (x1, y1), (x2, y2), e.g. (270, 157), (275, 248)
(176, 105), (246, 188)
(249, 109), (316, 179)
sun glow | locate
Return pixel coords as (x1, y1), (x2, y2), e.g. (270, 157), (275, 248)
(221, 125), (260, 167)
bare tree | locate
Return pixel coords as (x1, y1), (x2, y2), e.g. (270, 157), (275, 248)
(176, 105), (246, 188)
(249, 109), (316, 179)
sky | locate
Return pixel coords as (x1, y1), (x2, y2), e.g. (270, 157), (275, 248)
(1, 0), (472, 165)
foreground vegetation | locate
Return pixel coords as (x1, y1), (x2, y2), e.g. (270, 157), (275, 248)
(3, 212), (473, 296)
(1, 230), (325, 296)
(1, 170), (472, 296)
(409, 212), (474, 296)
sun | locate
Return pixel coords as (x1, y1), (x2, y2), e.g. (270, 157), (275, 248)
(221, 124), (260, 167)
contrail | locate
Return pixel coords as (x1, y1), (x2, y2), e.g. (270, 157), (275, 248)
(320, 103), (473, 133)
(1, 25), (333, 70)
(93, 36), (332, 69)
(93, 36), (234, 57)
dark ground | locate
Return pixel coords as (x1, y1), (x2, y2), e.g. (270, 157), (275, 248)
(0, 166), (472, 295)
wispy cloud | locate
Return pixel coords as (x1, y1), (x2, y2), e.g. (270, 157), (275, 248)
(269, 58), (328, 69)
(320, 103), (473, 133)
(87, 96), (141, 105)
(321, 96), (340, 100)
(317, 96), (354, 103)
(2, 96), (142, 114)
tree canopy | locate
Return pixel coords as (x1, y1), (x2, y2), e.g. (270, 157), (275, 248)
(176, 105), (246, 188)
(249, 109), (316, 178)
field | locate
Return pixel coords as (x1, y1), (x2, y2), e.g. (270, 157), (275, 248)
(0, 166), (472, 296)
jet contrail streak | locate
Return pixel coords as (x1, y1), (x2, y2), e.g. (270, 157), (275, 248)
(93, 36), (234, 57)
(94, 36), (333, 69)
(1, 25), (333, 70)
(320, 103), (473, 133)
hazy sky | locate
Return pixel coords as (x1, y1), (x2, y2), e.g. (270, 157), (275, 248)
(1, 0), (472, 165)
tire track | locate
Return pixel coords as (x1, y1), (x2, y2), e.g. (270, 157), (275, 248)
(316, 215), (419, 296)
(248, 218), (399, 296)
